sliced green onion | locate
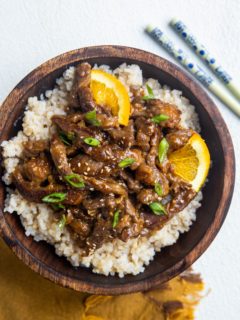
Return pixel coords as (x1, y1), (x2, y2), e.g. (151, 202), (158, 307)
(143, 84), (155, 101)
(42, 192), (67, 203)
(151, 114), (169, 124)
(59, 133), (71, 146)
(64, 173), (85, 188)
(149, 202), (167, 216)
(85, 109), (96, 120)
(58, 214), (67, 230)
(84, 137), (100, 147)
(158, 138), (169, 163)
(85, 109), (101, 126)
(67, 132), (75, 140)
(118, 158), (135, 168)
(51, 203), (66, 211)
(154, 182), (163, 196)
(59, 131), (74, 146)
(112, 210), (120, 228)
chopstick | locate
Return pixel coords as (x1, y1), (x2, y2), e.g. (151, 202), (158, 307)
(170, 19), (240, 101)
(145, 25), (240, 117)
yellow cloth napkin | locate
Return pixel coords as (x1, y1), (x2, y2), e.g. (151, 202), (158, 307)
(0, 238), (204, 320)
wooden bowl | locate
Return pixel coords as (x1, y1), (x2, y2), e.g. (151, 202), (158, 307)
(0, 46), (235, 294)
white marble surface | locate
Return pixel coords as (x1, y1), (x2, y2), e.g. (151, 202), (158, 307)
(0, 0), (239, 318)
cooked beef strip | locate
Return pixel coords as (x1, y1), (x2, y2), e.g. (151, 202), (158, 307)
(82, 194), (117, 212)
(83, 176), (127, 196)
(70, 155), (106, 176)
(84, 218), (114, 253)
(166, 129), (193, 151)
(143, 126), (169, 195)
(22, 140), (49, 158)
(22, 155), (51, 182)
(95, 113), (119, 129)
(11, 62), (199, 253)
(135, 118), (155, 151)
(63, 189), (87, 206)
(52, 113), (84, 125)
(69, 218), (91, 238)
(145, 100), (181, 128)
(83, 143), (143, 169)
(51, 114), (83, 133)
(50, 134), (72, 176)
(66, 208), (94, 243)
(131, 102), (146, 118)
(141, 211), (169, 231)
(131, 86), (145, 102)
(53, 117), (91, 143)
(137, 189), (162, 205)
(82, 142), (119, 162)
(118, 170), (142, 193)
(13, 165), (87, 205)
(114, 197), (144, 242)
(136, 163), (161, 186)
(167, 186), (196, 214)
(133, 99), (181, 129)
(107, 119), (135, 147)
(146, 126), (161, 165)
(166, 170), (197, 213)
(12, 167), (64, 202)
(124, 197), (139, 220)
(68, 62), (96, 112)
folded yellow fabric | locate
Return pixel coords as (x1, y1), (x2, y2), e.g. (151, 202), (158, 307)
(82, 274), (204, 320)
(0, 238), (204, 320)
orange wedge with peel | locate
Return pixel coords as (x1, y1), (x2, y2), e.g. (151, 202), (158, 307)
(90, 70), (131, 126)
(168, 133), (210, 192)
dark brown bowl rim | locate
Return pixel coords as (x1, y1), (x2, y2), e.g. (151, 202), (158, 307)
(0, 45), (235, 294)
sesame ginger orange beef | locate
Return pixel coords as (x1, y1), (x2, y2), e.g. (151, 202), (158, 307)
(12, 62), (196, 255)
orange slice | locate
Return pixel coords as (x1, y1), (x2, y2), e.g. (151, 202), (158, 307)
(90, 70), (131, 126)
(168, 133), (210, 192)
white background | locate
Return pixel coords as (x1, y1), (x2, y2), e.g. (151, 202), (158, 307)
(0, 0), (239, 318)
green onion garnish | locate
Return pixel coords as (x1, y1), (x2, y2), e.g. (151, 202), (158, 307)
(64, 173), (85, 188)
(59, 133), (71, 146)
(149, 202), (166, 216)
(85, 109), (101, 126)
(84, 137), (100, 147)
(158, 138), (169, 163)
(51, 203), (65, 211)
(59, 131), (74, 146)
(42, 192), (67, 203)
(58, 214), (67, 230)
(118, 158), (135, 168)
(143, 84), (155, 101)
(154, 182), (163, 196)
(67, 132), (74, 140)
(151, 114), (169, 124)
(112, 210), (120, 228)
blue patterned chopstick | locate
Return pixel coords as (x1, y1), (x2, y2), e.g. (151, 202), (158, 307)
(170, 18), (240, 101)
(145, 25), (240, 117)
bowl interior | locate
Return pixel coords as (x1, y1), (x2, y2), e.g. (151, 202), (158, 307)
(0, 55), (226, 291)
